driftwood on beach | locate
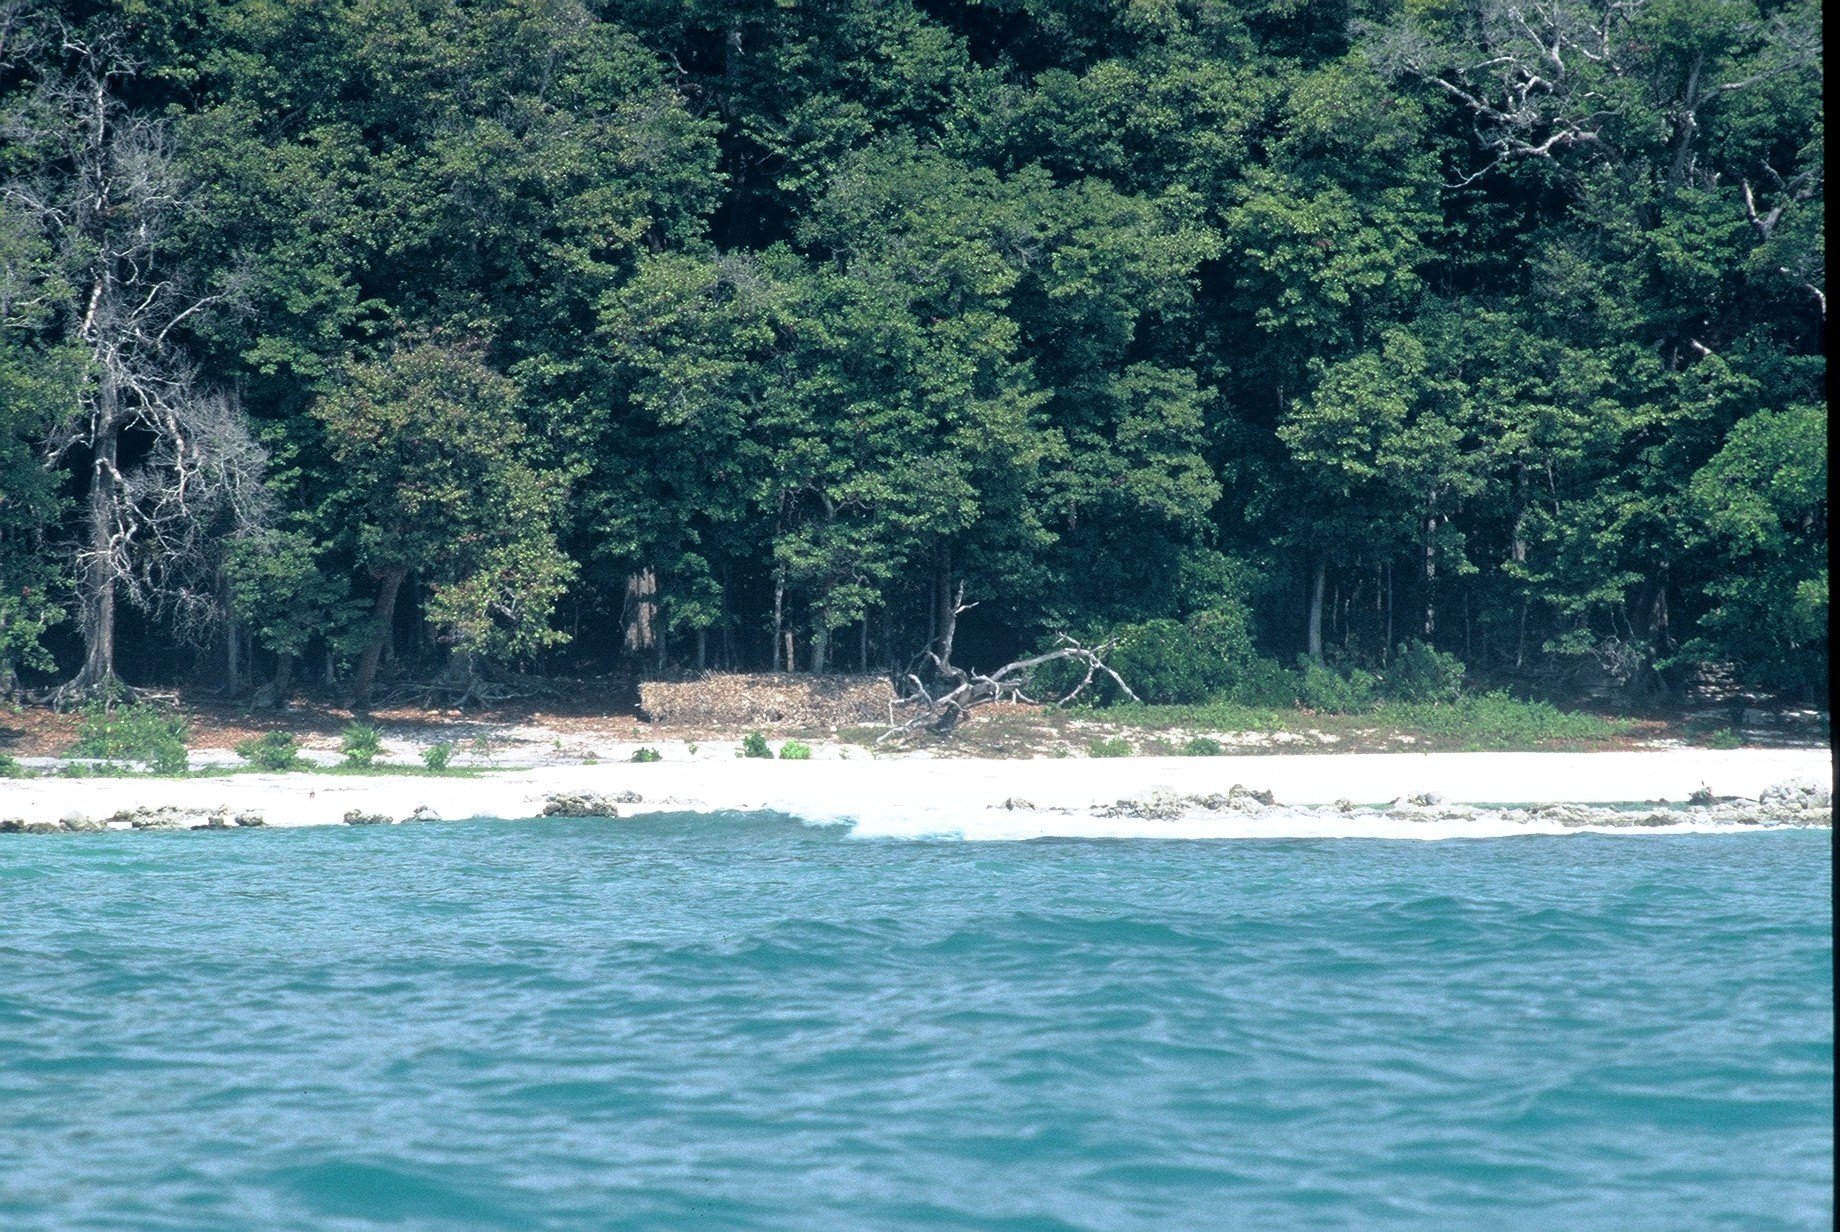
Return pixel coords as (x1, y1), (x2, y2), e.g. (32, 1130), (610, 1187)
(885, 636), (1140, 740)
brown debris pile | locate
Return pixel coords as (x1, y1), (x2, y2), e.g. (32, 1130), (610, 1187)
(639, 673), (895, 730)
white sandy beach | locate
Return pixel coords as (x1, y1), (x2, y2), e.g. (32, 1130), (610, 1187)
(3, 746), (1829, 840)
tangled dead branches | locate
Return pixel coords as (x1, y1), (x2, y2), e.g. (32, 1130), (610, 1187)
(882, 635), (1138, 741)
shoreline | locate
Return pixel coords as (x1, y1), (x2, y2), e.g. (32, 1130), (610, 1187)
(2, 747), (1830, 839)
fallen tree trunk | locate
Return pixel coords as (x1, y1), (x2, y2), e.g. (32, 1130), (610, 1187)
(882, 635), (1138, 741)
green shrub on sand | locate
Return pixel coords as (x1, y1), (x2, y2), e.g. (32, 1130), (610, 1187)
(340, 721), (382, 767)
(236, 731), (304, 772)
(73, 700), (190, 775)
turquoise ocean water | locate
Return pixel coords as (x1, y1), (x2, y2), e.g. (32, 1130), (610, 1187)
(0, 816), (1831, 1229)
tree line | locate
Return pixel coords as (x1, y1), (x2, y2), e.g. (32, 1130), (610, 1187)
(0, 0), (1825, 707)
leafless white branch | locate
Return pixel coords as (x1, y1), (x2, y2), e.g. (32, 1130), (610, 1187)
(880, 633), (1138, 741)
(9, 35), (266, 693)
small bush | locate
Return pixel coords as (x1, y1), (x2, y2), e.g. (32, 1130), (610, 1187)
(1031, 599), (1257, 706)
(421, 742), (454, 770)
(631, 746), (662, 763)
(1183, 736), (1223, 757)
(1226, 657), (1299, 707)
(236, 730), (303, 772)
(1381, 640), (1465, 703)
(1089, 737), (1133, 758)
(740, 731), (773, 759)
(1107, 619), (1217, 704)
(1701, 727), (1744, 750)
(72, 700), (190, 774)
(0, 752), (28, 778)
(778, 741), (812, 760)
(1296, 657), (1378, 714)
(340, 721), (382, 767)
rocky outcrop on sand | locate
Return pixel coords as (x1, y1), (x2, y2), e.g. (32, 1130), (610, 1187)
(116, 806), (266, 830)
(1759, 777), (1831, 810)
(541, 791), (643, 817)
(1086, 779), (1830, 829)
(1096, 785), (1282, 820)
(0, 805), (267, 833)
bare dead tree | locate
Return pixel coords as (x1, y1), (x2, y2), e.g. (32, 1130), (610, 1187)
(4, 29), (265, 700)
(1365, 0), (1820, 188)
(1363, 0), (1824, 333)
(0, 0), (48, 74)
(116, 383), (271, 645)
(1740, 162), (1826, 322)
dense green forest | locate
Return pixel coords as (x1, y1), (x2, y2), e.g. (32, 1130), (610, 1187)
(0, 0), (1825, 709)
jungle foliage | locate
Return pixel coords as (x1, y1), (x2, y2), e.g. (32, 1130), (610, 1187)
(0, 0), (1824, 706)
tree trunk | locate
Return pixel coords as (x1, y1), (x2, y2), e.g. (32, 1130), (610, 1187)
(1307, 558), (1326, 663)
(695, 627), (707, 671)
(254, 650), (295, 709)
(858, 617), (868, 674)
(350, 567), (407, 709)
(1423, 514), (1437, 638)
(72, 417), (121, 693)
(810, 621), (828, 675)
(938, 582), (964, 670)
(771, 572), (785, 672)
(225, 614), (240, 694)
(623, 568), (657, 657)
(80, 576), (117, 688)
(1512, 466), (1529, 564)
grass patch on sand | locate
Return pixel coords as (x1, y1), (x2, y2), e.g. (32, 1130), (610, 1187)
(1099, 692), (1629, 750)
(181, 761), (490, 779)
(854, 689), (1634, 756)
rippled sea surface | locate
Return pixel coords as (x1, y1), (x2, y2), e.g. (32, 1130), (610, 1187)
(1, 817), (1831, 1230)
